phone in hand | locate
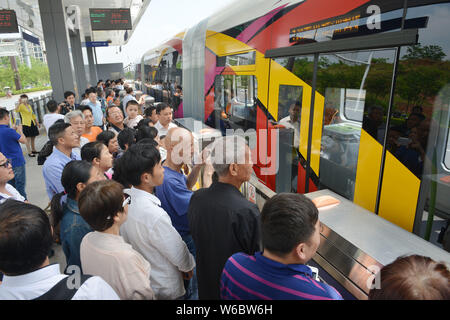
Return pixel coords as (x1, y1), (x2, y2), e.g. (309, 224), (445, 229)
(15, 118), (21, 126)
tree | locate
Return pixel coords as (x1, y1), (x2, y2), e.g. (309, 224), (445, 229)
(403, 44), (446, 61)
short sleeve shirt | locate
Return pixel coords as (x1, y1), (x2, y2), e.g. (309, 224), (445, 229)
(0, 125), (25, 168)
(155, 166), (193, 236)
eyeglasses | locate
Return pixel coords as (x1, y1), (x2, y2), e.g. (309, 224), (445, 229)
(0, 159), (12, 168)
(122, 193), (131, 208)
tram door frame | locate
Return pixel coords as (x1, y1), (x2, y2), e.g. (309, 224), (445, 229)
(265, 29), (422, 229)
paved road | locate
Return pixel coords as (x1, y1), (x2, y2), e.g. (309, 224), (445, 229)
(17, 128), (67, 270)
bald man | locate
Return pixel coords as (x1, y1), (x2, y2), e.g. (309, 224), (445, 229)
(155, 127), (205, 299)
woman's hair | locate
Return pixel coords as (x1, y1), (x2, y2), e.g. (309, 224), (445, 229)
(81, 141), (106, 163)
(368, 255), (450, 300)
(50, 160), (93, 229)
(137, 118), (152, 128)
(97, 131), (116, 147)
(78, 180), (124, 232)
(135, 125), (158, 142)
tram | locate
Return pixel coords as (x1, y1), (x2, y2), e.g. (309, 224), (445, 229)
(135, 0), (450, 247)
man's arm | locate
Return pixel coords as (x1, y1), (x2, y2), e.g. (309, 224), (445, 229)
(186, 164), (203, 190)
(12, 124), (27, 144)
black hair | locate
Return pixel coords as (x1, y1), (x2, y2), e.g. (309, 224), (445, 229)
(113, 143), (161, 187)
(48, 121), (71, 146)
(137, 118), (153, 128)
(64, 91), (75, 100)
(50, 160), (93, 230)
(46, 100), (59, 113)
(78, 105), (93, 114)
(126, 99), (139, 109)
(0, 200), (53, 276)
(86, 87), (96, 95)
(38, 120), (68, 163)
(136, 138), (158, 148)
(135, 125), (158, 142)
(81, 141), (105, 163)
(0, 108), (9, 120)
(156, 102), (171, 114)
(144, 106), (157, 118)
(97, 131), (116, 147)
(117, 128), (136, 150)
(261, 193), (319, 256)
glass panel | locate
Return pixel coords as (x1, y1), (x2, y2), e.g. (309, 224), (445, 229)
(317, 49), (397, 200)
(217, 51), (256, 67)
(272, 55), (314, 193)
(397, 1), (450, 249)
(445, 128), (450, 170)
(276, 85), (303, 193)
(289, 1), (405, 44)
(213, 75), (257, 131)
(274, 56), (314, 86)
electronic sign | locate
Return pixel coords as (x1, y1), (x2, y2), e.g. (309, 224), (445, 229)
(90, 8), (132, 31)
(0, 10), (19, 33)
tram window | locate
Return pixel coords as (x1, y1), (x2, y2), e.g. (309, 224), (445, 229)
(214, 75), (257, 131)
(317, 49), (397, 200)
(217, 51), (256, 67)
(275, 85), (303, 193)
(445, 129), (450, 171)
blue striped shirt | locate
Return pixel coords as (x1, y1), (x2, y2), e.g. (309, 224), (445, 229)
(220, 252), (343, 300)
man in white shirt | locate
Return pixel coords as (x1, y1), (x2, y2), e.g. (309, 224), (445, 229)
(116, 143), (195, 300)
(43, 100), (64, 135)
(155, 103), (177, 138)
(0, 200), (119, 300)
(279, 101), (301, 148)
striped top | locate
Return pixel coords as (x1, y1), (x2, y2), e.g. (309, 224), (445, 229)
(220, 252), (343, 300)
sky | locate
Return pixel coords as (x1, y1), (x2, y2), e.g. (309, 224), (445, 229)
(95, 0), (237, 66)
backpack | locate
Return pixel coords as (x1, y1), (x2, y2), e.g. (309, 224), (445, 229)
(33, 275), (92, 300)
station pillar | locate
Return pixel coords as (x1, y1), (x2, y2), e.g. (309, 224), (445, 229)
(38, 0), (76, 102)
(85, 36), (98, 87)
(69, 30), (88, 98)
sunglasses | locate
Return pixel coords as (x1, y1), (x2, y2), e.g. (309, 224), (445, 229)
(0, 159), (12, 168)
(122, 193), (131, 208)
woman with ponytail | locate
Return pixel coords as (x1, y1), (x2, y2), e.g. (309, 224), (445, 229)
(50, 160), (105, 272)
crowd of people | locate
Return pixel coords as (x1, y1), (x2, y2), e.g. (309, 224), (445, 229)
(0, 80), (449, 300)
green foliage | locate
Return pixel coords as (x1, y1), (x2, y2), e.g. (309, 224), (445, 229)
(403, 44), (446, 61)
(0, 86), (51, 97)
(280, 45), (450, 115)
(0, 57), (50, 90)
(124, 71), (134, 79)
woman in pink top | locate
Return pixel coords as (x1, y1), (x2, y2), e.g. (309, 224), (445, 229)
(79, 180), (154, 300)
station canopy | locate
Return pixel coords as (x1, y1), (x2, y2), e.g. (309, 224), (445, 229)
(0, 0), (150, 46)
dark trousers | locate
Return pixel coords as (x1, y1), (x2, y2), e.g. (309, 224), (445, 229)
(181, 233), (198, 300)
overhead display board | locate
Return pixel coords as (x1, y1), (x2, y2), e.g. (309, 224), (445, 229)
(0, 10), (19, 33)
(89, 8), (132, 31)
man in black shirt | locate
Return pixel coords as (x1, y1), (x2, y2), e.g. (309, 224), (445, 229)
(188, 135), (261, 300)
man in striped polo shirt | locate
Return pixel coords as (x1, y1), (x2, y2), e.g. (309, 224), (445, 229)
(220, 193), (343, 300)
